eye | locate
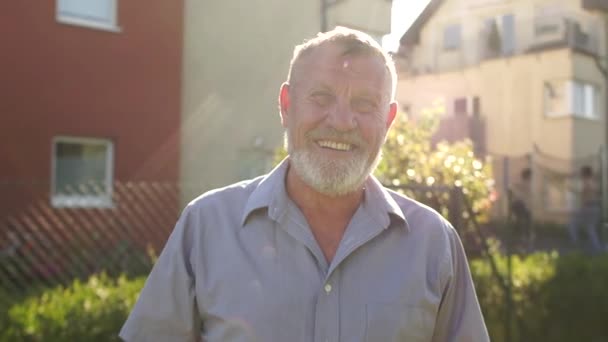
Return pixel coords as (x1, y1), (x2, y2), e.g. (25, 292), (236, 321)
(310, 92), (334, 107)
(352, 98), (377, 113)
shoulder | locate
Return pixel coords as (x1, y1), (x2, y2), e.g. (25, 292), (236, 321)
(190, 177), (262, 207)
(181, 176), (265, 222)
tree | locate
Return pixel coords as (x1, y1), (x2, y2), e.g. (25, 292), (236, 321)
(273, 101), (495, 222)
(376, 101), (495, 222)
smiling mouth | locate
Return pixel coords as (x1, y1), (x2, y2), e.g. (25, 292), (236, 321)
(317, 140), (354, 151)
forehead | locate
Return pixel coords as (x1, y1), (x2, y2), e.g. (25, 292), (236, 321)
(294, 43), (389, 94)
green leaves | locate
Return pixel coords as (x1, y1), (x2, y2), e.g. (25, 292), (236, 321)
(376, 103), (494, 222)
(1, 273), (145, 342)
(472, 251), (608, 342)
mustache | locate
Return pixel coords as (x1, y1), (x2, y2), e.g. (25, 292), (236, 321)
(306, 128), (366, 146)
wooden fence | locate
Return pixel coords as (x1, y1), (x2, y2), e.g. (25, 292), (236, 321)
(0, 181), (185, 294)
(0, 180), (479, 296)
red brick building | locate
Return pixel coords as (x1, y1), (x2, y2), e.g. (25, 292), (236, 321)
(0, 0), (184, 281)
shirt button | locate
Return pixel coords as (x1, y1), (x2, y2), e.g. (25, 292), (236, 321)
(324, 283), (332, 293)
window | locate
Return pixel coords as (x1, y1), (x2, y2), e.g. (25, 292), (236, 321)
(443, 24), (461, 50)
(453, 97), (468, 115)
(238, 143), (273, 181)
(51, 137), (114, 208)
(483, 14), (515, 57)
(534, 4), (562, 36)
(544, 79), (600, 119)
(571, 81), (599, 119)
(501, 15), (515, 55)
(56, 0), (119, 32)
(544, 79), (569, 117)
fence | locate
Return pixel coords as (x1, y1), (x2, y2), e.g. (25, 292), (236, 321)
(0, 179), (491, 294)
(0, 178), (515, 337)
(0, 180), (188, 295)
(492, 145), (606, 225)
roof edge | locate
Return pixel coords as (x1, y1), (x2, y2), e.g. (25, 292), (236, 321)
(399, 0), (444, 46)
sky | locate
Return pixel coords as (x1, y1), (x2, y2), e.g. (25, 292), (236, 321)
(383, 0), (432, 52)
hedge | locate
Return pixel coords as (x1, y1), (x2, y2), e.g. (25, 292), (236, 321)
(0, 274), (144, 342)
(472, 250), (608, 342)
(2, 252), (608, 341)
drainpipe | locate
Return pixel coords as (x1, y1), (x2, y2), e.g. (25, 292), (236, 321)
(321, 0), (328, 32)
(320, 0), (345, 32)
(592, 12), (608, 244)
(595, 13), (608, 243)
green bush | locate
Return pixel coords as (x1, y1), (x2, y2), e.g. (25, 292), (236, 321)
(472, 250), (608, 342)
(1, 273), (145, 342)
(274, 103), (495, 225)
(4, 252), (608, 341)
(377, 104), (494, 222)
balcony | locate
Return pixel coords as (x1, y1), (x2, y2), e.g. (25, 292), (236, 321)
(399, 11), (602, 76)
(522, 16), (597, 55)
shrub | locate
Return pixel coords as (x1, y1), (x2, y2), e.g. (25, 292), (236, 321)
(273, 103), (495, 224)
(3, 253), (608, 341)
(1, 273), (145, 342)
(471, 250), (608, 342)
(376, 104), (494, 222)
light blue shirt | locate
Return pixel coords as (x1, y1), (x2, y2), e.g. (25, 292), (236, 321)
(120, 159), (489, 341)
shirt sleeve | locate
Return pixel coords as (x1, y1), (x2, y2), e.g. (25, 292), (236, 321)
(431, 224), (490, 342)
(119, 206), (201, 342)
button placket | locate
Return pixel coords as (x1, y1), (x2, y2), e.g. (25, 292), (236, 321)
(314, 269), (340, 342)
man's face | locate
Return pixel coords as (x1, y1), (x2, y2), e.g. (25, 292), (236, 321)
(280, 42), (396, 196)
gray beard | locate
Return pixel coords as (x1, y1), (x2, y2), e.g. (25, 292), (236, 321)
(286, 133), (383, 197)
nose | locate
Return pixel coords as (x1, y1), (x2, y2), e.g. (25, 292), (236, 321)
(327, 99), (357, 132)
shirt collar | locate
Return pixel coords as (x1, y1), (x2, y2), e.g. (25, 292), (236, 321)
(362, 175), (409, 232)
(241, 158), (409, 232)
(240, 158), (290, 226)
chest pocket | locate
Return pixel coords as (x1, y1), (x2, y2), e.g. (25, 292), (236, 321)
(365, 303), (435, 342)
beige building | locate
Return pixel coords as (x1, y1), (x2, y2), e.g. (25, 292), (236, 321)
(180, 0), (393, 204)
(396, 0), (608, 221)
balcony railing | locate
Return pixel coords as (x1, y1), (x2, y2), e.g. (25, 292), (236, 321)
(399, 11), (602, 75)
(524, 16), (596, 54)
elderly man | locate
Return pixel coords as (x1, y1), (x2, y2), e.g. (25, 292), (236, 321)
(120, 27), (489, 342)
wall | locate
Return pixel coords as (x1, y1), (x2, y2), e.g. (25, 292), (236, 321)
(397, 49), (604, 221)
(180, 0), (392, 204)
(0, 1), (183, 184)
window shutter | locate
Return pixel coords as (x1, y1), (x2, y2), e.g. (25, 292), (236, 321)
(502, 14), (515, 55)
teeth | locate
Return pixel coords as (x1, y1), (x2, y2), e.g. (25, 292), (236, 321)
(318, 140), (352, 151)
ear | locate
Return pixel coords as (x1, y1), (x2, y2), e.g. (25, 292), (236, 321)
(279, 83), (291, 128)
(385, 101), (398, 129)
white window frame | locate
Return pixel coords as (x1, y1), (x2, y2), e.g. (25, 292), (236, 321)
(544, 79), (600, 119)
(51, 136), (114, 208)
(568, 80), (600, 119)
(56, 0), (120, 32)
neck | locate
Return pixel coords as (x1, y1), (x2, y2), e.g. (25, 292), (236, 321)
(285, 162), (365, 219)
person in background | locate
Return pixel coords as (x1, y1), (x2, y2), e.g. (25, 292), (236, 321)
(509, 168), (534, 250)
(568, 165), (603, 253)
(119, 27), (489, 342)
